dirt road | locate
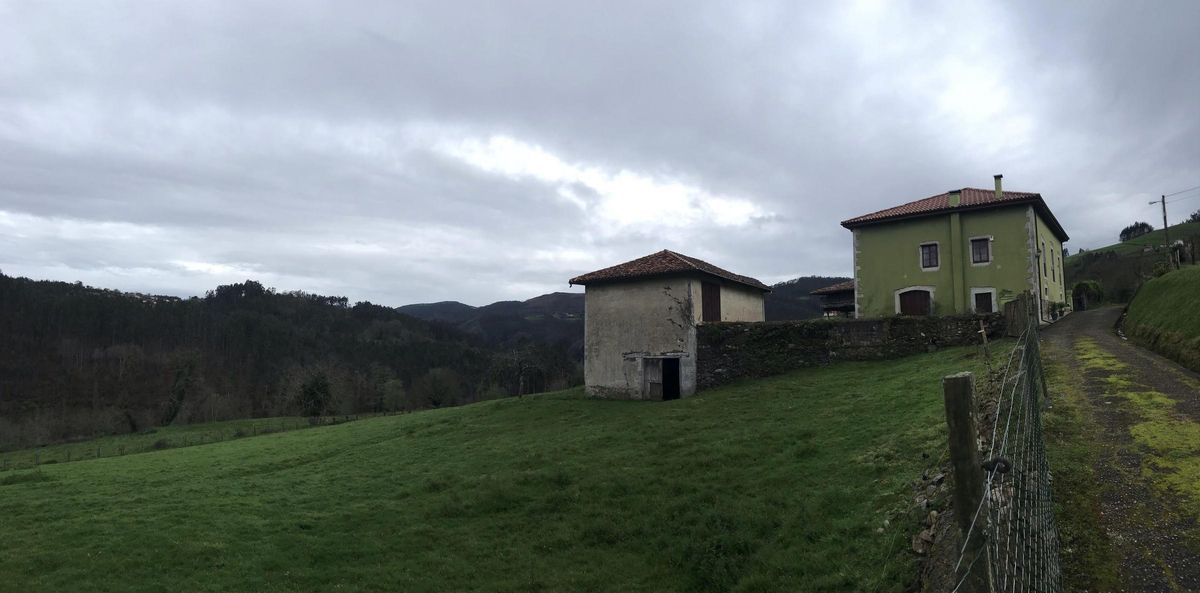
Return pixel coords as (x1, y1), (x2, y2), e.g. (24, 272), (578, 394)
(1043, 307), (1200, 592)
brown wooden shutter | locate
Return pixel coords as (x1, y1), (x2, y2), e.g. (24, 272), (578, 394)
(701, 281), (721, 322)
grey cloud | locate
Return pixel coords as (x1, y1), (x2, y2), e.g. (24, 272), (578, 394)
(1, 0), (1198, 305)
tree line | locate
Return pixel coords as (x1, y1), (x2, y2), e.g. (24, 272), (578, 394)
(0, 275), (581, 450)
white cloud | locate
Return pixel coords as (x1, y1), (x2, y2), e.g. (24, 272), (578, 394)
(435, 134), (770, 232)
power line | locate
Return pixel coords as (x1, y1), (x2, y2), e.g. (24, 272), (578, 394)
(1168, 192), (1200, 204)
(1165, 184), (1200, 198)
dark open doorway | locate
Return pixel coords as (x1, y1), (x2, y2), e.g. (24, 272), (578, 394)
(662, 358), (681, 400)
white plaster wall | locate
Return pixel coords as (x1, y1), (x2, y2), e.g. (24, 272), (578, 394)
(583, 276), (698, 399)
(719, 283), (766, 321)
(688, 279), (766, 323)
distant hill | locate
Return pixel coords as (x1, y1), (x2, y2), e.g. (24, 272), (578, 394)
(398, 275), (849, 354)
(398, 292), (585, 357)
(765, 276), (851, 320)
(1066, 221), (1200, 302)
(393, 301), (479, 324)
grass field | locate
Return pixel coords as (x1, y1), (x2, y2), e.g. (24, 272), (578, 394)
(1125, 266), (1200, 371)
(0, 345), (998, 593)
(0, 415), (366, 471)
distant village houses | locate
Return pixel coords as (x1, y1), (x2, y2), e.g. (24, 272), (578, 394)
(569, 250), (768, 400)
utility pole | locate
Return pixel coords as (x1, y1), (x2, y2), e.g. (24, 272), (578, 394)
(1150, 195), (1174, 269)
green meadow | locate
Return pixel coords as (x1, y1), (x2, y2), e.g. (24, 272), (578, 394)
(1125, 265), (1200, 372)
(0, 346), (997, 593)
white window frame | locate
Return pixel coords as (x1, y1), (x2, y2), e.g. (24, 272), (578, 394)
(894, 285), (936, 315)
(970, 287), (998, 313)
(969, 235), (993, 266)
(918, 242), (940, 271)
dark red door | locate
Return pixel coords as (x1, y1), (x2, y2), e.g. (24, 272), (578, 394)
(899, 290), (931, 315)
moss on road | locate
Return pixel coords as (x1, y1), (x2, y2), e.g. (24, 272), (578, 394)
(1043, 308), (1200, 592)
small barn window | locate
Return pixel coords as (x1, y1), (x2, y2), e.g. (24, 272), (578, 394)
(701, 281), (721, 322)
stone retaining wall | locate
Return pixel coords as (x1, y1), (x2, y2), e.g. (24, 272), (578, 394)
(696, 314), (1005, 389)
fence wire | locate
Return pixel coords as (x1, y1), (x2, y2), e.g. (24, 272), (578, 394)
(951, 310), (1063, 593)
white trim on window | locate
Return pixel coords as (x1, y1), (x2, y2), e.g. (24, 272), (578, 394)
(969, 235), (993, 267)
(918, 242), (940, 271)
(969, 287), (998, 313)
(894, 285), (937, 315)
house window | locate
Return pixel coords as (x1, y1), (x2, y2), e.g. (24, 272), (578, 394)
(971, 287), (997, 313)
(970, 237), (991, 264)
(919, 243), (939, 270)
(1042, 242), (1047, 275)
(974, 292), (993, 313)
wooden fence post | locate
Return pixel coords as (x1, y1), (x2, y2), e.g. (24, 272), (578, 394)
(944, 371), (989, 593)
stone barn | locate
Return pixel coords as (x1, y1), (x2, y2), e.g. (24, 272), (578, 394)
(568, 249), (769, 400)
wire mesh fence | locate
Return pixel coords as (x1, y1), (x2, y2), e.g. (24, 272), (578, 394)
(949, 302), (1063, 593)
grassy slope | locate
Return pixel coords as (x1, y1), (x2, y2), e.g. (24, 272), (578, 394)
(0, 346), (997, 593)
(1064, 221), (1200, 303)
(1070, 221), (1200, 258)
(0, 416), (350, 469)
(1125, 266), (1200, 371)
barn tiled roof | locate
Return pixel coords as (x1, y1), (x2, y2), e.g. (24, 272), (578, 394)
(810, 280), (855, 295)
(569, 250), (770, 291)
(842, 188), (1069, 241)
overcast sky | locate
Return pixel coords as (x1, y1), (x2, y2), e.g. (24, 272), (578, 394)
(2, 1), (1198, 306)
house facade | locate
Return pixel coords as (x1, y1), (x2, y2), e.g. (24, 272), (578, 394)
(842, 175), (1069, 322)
(569, 250), (768, 400)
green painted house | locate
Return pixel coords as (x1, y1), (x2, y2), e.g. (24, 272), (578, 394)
(841, 175), (1069, 321)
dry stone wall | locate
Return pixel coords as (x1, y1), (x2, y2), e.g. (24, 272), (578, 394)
(696, 314), (1005, 389)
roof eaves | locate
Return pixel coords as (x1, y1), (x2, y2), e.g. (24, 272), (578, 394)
(841, 196), (1038, 229)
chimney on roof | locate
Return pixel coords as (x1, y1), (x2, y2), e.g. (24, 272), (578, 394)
(994, 174), (1003, 200)
(948, 189), (961, 207)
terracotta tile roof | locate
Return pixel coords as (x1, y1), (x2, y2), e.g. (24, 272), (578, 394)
(810, 280), (855, 295)
(842, 188), (1069, 241)
(569, 249), (770, 291)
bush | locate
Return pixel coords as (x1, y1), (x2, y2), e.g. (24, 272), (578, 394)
(298, 373), (333, 417)
(1120, 222), (1154, 242)
(152, 439), (170, 450)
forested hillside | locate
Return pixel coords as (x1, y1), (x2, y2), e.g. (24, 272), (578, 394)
(0, 275), (579, 450)
(765, 276), (851, 320)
